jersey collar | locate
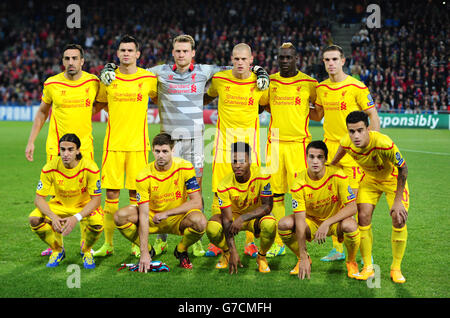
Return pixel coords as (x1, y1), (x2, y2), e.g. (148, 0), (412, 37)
(172, 63), (194, 72)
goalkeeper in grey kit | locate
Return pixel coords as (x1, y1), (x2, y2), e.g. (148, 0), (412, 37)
(100, 34), (269, 257)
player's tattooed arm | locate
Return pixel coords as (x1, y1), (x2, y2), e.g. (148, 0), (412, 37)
(391, 162), (408, 226)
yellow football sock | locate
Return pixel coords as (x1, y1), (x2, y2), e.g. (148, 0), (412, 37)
(278, 228), (299, 258)
(344, 229), (360, 262)
(259, 216), (277, 254)
(206, 220), (228, 251)
(332, 235), (344, 253)
(272, 197), (285, 246)
(79, 221), (87, 248)
(246, 231), (255, 245)
(129, 197), (137, 206)
(103, 199), (119, 246)
(359, 224), (373, 268)
(391, 225), (407, 270)
(117, 222), (140, 246)
(178, 227), (205, 252)
(82, 225), (103, 253)
(31, 222), (63, 252)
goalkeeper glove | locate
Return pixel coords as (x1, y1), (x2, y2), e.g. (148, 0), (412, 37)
(251, 65), (270, 91)
(99, 63), (118, 86)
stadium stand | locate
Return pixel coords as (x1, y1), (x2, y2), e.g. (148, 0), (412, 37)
(0, 0), (447, 113)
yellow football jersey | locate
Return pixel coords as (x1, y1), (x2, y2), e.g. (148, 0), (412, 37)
(290, 165), (356, 222)
(36, 157), (101, 211)
(41, 71), (99, 156)
(207, 70), (265, 152)
(135, 157), (200, 213)
(261, 71), (317, 142)
(96, 67), (157, 151)
(216, 165), (272, 215)
(340, 131), (406, 181)
(315, 75), (374, 142)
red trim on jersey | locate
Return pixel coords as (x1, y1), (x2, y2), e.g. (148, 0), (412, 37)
(271, 79), (317, 85)
(212, 76), (256, 85)
(217, 176), (271, 193)
(105, 199), (119, 204)
(212, 116), (221, 174)
(290, 174), (347, 192)
(136, 167), (195, 183)
(341, 142), (394, 156)
(53, 115), (60, 153)
(137, 200), (150, 206)
(44, 78), (99, 88)
(172, 63), (194, 72)
(253, 118), (259, 166)
(115, 75), (157, 81)
(143, 116), (147, 163)
(102, 119), (111, 168)
(316, 83), (367, 90)
(219, 204), (232, 209)
(41, 168), (99, 179)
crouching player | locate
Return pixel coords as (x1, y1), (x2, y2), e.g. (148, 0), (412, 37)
(29, 134), (103, 269)
(332, 111), (409, 283)
(206, 142), (276, 274)
(114, 133), (206, 272)
(278, 141), (361, 279)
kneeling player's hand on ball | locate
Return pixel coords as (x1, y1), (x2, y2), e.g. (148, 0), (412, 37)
(100, 63), (118, 85)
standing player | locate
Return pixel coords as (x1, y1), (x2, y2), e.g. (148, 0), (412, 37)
(204, 43), (268, 258)
(206, 142), (276, 274)
(25, 44), (101, 256)
(310, 44), (380, 262)
(29, 134), (103, 269)
(114, 133), (206, 271)
(331, 111), (409, 283)
(99, 34), (269, 257)
(278, 140), (360, 279)
(93, 35), (158, 258)
(259, 42), (318, 258)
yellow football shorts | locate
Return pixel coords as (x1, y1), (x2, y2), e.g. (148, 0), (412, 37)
(101, 150), (148, 190)
(266, 139), (309, 194)
(148, 209), (201, 236)
(29, 199), (104, 227)
(325, 139), (362, 189)
(357, 175), (410, 211)
(305, 217), (343, 243)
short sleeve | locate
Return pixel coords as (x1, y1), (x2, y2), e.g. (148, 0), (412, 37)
(260, 176), (272, 197)
(86, 162), (101, 196)
(36, 167), (53, 197)
(290, 186), (306, 213)
(41, 83), (52, 104)
(136, 173), (150, 205)
(96, 83), (108, 103)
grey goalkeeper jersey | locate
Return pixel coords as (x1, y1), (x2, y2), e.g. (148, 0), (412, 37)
(147, 63), (228, 139)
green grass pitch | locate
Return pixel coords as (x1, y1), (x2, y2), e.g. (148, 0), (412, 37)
(0, 121), (449, 299)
